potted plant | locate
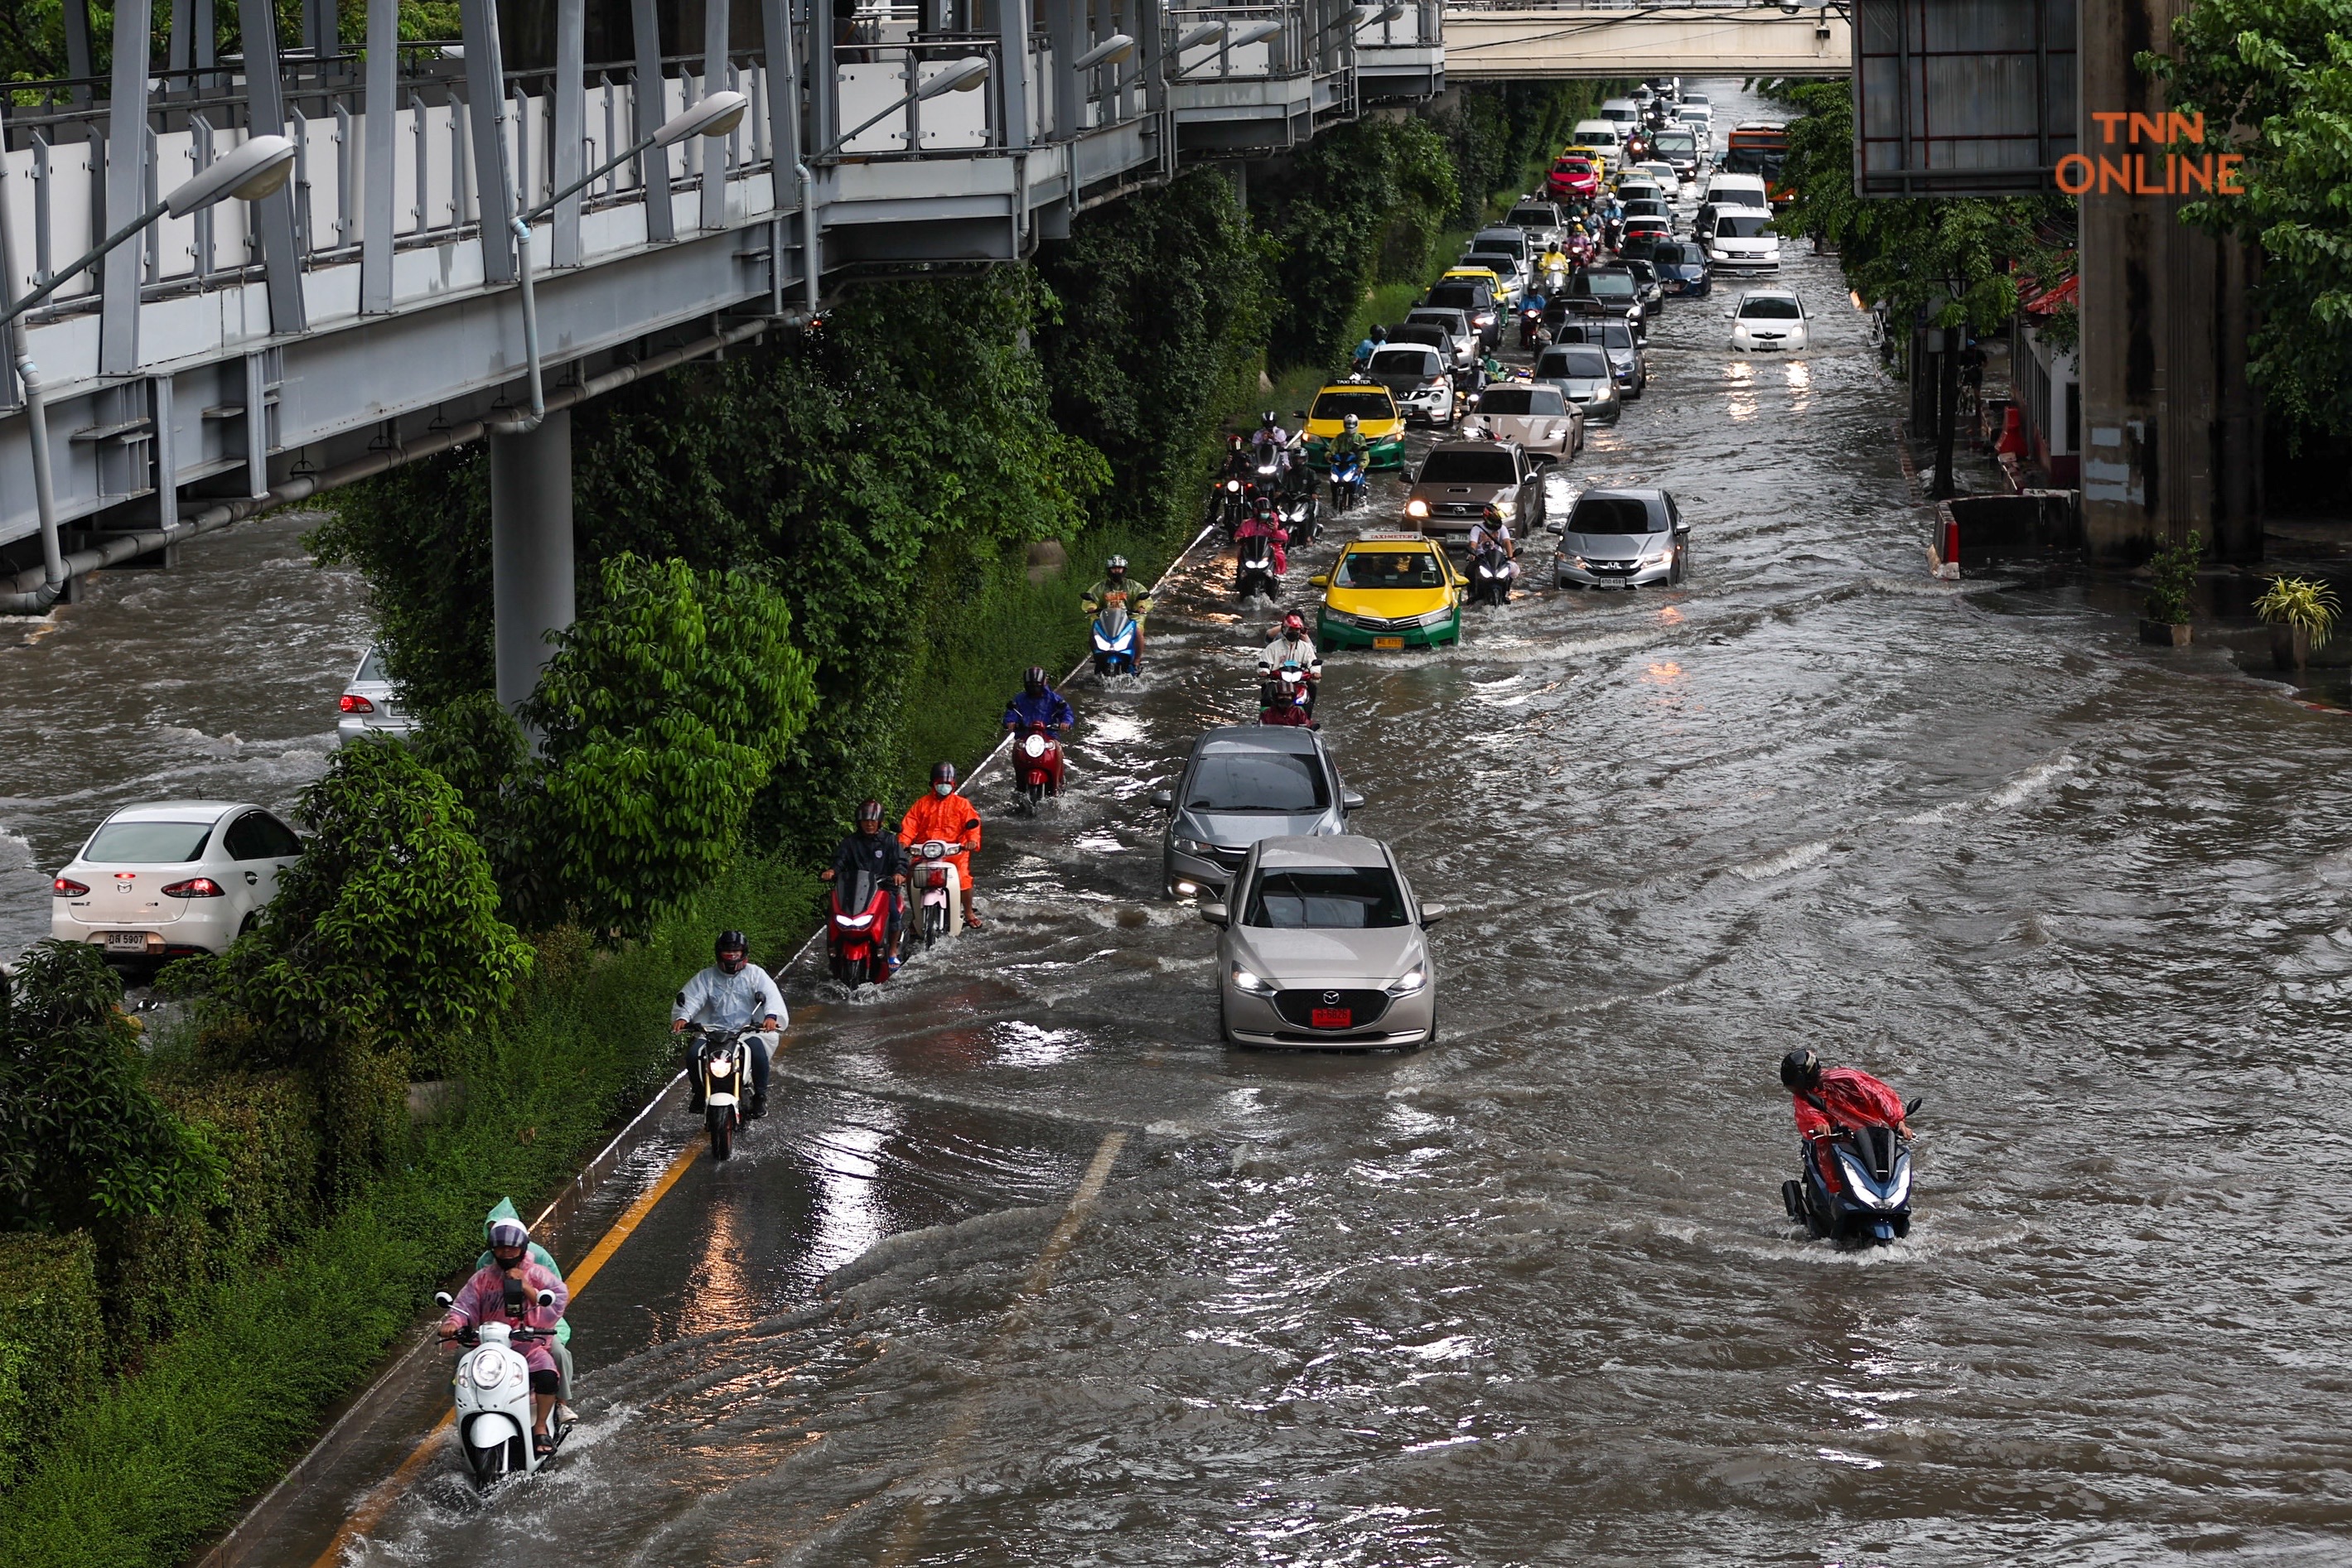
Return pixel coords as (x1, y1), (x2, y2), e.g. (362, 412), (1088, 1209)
(2253, 574), (2339, 671)
(2139, 531), (2204, 647)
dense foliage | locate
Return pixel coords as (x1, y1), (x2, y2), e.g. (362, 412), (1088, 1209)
(1261, 118), (1462, 366)
(1437, 81), (1604, 225)
(2145, 1), (2352, 439)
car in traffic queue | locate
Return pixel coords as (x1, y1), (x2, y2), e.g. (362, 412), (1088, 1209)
(1505, 200), (1566, 248)
(1564, 266), (1647, 336)
(1728, 287), (1811, 351)
(51, 800), (304, 963)
(1314, 533), (1466, 650)
(1614, 178), (1665, 210)
(1463, 249), (1531, 309)
(1621, 257), (1667, 310)
(1421, 278), (1501, 350)
(336, 643), (416, 743)
(1403, 306), (1480, 369)
(1702, 208), (1783, 273)
(1550, 486), (1691, 590)
(1443, 263), (1515, 311)
(1533, 342), (1622, 424)
(1153, 726), (1363, 900)
(1469, 226), (1533, 271)
(1388, 321), (1468, 378)
(1547, 154), (1601, 204)
(1403, 437), (1548, 542)
(1204, 834), (1441, 1052)
(1549, 316), (1648, 398)
(1569, 122), (1622, 170)
(1650, 239), (1712, 298)
(1300, 379), (1408, 470)
(1652, 127), (1703, 181)
(1619, 215), (1673, 263)
(1633, 158), (1681, 189)
(1364, 344), (1459, 426)
(1460, 382), (1582, 463)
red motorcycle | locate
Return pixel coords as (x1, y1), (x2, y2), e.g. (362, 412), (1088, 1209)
(828, 870), (892, 986)
(1012, 721), (1065, 813)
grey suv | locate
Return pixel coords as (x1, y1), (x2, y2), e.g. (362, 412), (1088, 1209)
(1403, 439), (1546, 540)
(1155, 727), (1364, 899)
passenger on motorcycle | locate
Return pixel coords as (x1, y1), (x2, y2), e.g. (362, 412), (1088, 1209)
(1259, 663), (1316, 727)
(671, 930), (784, 1118)
(1781, 1048), (1913, 1193)
(901, 762), (984, 930)
(1002, 665), (1075, 738)
(1083, 555), (1155, 664)
(1234, 495), (1290, 577)
(821, 799), (910, 968)
(476, 1199), (574, 1426)
(441, 1219), (570, 1458)
(1351, 324), (1389, 369)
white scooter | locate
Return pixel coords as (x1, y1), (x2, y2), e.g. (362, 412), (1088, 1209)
(433, 1294), (568, 1486)
(910, 838), (966, 949)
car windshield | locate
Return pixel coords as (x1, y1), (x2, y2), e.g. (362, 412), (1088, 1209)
(1478, 387), (1567, 416)
(1186, 746), (1328, 813)
(1658, 244), (1702, 264)
(1602, 320), (1633, 348)
(1407, 311), (1466, 333)
(1576, 273), (1637, 300)
(1655, 132), (1696, 151)
(1716, 213), (1774, 239)
(1370, 349), (1442, 376)
(1571, 496), (1663, 534)
(1466, 253), (1518, 277)
(85, 818), (215, 863)
(1311, 390), (1396, 422)
(1335, 550), (1447, 588)
(1425, 287), (1490, 315)
(1553, 159), (1591, 174)
(1476, 234), (1527, 254)
(1540, 347), (1612, 378)
(1509, 208), (1555, 227)
(1388, 326), (1448, 348)
(1741, 296), (1804, 319)
(1722, 149), (1785, 178)
(1624, 201), (1669, 218)
(1419, 449), (1520, 484)
(1242, 866), (1410, 929)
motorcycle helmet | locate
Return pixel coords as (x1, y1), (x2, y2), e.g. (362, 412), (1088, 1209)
(1282, 610), (1307, 637)
(488, 1218), (531, 1262)
(1342, 413), (1360, 432)
(715, 929), (750, 972)
(1780, 1048), (1823, 1092)
(1259, 410), (1278, 430)
(1023, 665), (1048, 697)
(856, 798), (884, 827)
(1105, 554), (1128, 577)
(1251, 496), (1276, 522)
(1370, 326), (1388, 344)
(931, 760), (958, 797)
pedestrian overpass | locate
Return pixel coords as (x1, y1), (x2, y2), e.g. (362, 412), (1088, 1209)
(1441, 0), (1850, 80)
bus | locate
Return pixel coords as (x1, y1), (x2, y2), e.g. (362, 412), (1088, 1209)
(1724, 122), (1792, 207)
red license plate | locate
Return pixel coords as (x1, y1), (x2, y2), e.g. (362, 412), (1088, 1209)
(1311, 1006), (1353, 1029)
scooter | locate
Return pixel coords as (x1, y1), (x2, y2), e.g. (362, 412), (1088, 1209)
(1262, 659), (1316, 718)
(688, 1023), (758, 1159)
(1093, 602), (1139, 678)
(1329, 450), (1365, 514)
(1782, 1096), (1924, 1249)
(1213, 476), (1248, 538)
(828, 869), (891, 986)
(432, 1296), (567, 1487)
(1519, 299), (1548, 350)
(1469, 543), (1516, 606)
(1011, 721), (1064, 813)
(1280, 476), (1321, 543)
(1234, 527), (1284, 602)
(909, 838), (965, 948)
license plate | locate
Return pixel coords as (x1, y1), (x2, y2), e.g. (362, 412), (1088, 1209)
(1311, 1006), (1353, 1028)
(104, 932), (149, 952)
(1373, 636), (1404, 650)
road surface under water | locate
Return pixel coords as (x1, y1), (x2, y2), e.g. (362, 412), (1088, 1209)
(18, 80), (2350, 1568)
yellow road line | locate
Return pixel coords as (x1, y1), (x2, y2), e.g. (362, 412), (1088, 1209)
(307, 1136), (706, 1568)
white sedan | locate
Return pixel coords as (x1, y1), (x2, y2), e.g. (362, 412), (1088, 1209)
(52, 800), (303, 963)
(1727, 289), (1809, 352)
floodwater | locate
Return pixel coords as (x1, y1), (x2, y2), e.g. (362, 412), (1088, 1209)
(19, 80), (2352, 1568)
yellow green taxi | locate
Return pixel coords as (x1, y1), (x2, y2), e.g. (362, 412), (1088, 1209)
(1300, 379), (1407, 470)
(1442, 263), (1517, 309)
(1312, 533), (1465, 650)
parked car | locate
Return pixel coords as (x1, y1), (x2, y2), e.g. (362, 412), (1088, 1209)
(1533, 343), (1621, 424)
(1403, 437), (1546, 540)
(1154, 728), (1363, 900)
(1461, 382), (1582, 462)
(1365, 344), (1459, 425)
(51, 800), (303, 963)
(1650, 240), (1712, 299)
(336, 643), (415, 743)
(1548, 316), (1647, 398)
(1728, 288), (1811, 351)
(1204, 834), (1441, 1051)
(1704, 209), (1782, 273)
(1549, 487), (1689, 589)
(1404, 306), (1480, 369)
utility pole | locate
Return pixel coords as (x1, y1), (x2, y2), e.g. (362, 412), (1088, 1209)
(1932, 328), (1959, 499)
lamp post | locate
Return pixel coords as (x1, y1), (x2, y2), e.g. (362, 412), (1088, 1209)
(2, 133), (297, 613)
(1170, 19), (1283, 79)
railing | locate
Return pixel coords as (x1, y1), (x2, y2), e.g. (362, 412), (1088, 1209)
(1359, 0), (1444, 48)
(1168, 5), (1313, 80)
(829, 39), (1002, 157)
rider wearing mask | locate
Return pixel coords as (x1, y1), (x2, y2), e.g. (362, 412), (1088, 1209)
(1781, 1048), (1914, 1192)
(1002, 665), (1075, 740)
(441, 1218), (570, 1459)
(1258, 663), (1316, 727)
(821, 800), (910, 969)
(901, 762), (984, 930)
(476, 1198), (574, 1427)
(672, 931), (785, 1118)
(1258, 610), (1322, 702)
(1082, 556), (1154, 665)
(1235, 495), (1289, 577)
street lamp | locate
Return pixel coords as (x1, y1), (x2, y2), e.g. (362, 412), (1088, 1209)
(500, 91), (751, 431)
(1171, 19), (1283, 77)
(2, 133), (297, 612)
(1072, 33), (1137, 72)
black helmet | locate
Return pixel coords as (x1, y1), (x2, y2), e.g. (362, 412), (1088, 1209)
(1371, 325), (1389, 342)
(715, 929), (750, 972)
(931, 760), (958, 786)
(855, 797), (884, 826)
(1023, 665), (1047, 696)
(1260, 410), (1278, 429)
(1780, 1048), (1822, 1092)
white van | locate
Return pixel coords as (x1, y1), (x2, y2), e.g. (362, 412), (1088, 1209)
(1571, 118), (1622, 157)
(1600, 98), (1640, 125)
(1702, 172), (1770, 211)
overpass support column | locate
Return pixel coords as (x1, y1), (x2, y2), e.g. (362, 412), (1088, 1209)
(490, 412), (576, 711)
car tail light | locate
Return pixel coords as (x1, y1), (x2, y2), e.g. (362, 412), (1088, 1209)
(161, 877), (226, 898)
(340, 693), (375, 713)
(52, 876), (89, 897)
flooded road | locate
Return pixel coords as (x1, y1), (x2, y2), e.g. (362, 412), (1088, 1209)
(19, 79), (2349, 1568)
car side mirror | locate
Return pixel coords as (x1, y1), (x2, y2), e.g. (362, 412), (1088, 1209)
(1309, 573), (1330, 588)
(1151, 789), (1173, 808)
(1292, 408), (1308, 418)
(1341, 789), (1366, 812)
(1198, 902), (1229, 928)
(434, 1291), (454, 1309)
(1420, 903), (1448, 924)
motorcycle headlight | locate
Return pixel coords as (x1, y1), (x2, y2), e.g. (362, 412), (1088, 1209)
(1385, 967), (1427, 996)
(839, 913), (873, 929)
(1230, 963), (1274, 994)
(1022, 735), (1046, 757)
(708, 1055), (734, 1075)
(471, 1356), (506, 1389)
(1092, 631), (1112, 649)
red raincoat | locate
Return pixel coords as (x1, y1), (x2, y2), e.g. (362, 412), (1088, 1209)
(1794, 1066), (1906, 1192)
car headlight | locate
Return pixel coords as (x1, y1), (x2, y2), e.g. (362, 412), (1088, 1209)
(1405, 499), (1430, 519)
(1172, 836), (1212, 856)
(1413, 605), (1458, 628)
(1709, 248), (1730, 259)
(1385, 967), (1427, 996)
(1490, 498), (1516, 519)
(1230, 963), (1274, 994)
(1561, 553), (1587, 569)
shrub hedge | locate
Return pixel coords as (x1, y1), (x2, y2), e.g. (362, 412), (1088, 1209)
(0, 1232), (101, 1493)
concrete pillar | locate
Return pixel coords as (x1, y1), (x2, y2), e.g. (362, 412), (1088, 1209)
(2078, 0), (2261, 562)
(490, 411), (576, 710)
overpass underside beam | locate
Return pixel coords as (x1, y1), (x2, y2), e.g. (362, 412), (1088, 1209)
(1440, 12), (1850, 79)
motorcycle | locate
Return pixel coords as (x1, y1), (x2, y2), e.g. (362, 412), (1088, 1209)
(1470, 542), (1515, 606)
(1782, 1096), (1925, 1249)
(1092, 601), (1139, 678)
(432, 1295), (567, 1486)
(1280, 487), (1320, 545)
(688, 1023), (758, 1158)
(1329, 450), (1365, 514)
(828, 868), (891, 987)
(1566, 230), (1597, 266)
(1234, 528), (1283, 602)
(1263, 658), (1316, 717)
(909, 837), (965, 948)
(1213, 475), (1248, 538)
(1011, 721), (1064, 813)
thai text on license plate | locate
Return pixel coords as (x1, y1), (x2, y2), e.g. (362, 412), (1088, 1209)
(1373, 637), (1404, 650)
(1311, 1006), (1353, 1028)
(104, 932), (148, 952)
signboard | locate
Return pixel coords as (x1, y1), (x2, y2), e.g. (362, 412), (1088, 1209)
(1853, 0), (2079, 196)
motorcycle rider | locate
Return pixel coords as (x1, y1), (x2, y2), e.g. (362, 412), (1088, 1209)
(1351, 323), (1389, 369)
(1002, 664), (1075, 740)
(1598, 192), (1625, 248)
(1537, 238), (1572, 278)
(1258, 663), (1316, 727)
(1251, 411), (1297, 480)
(476, 1199), (574, 1427)
(1466, 504), (1519, 601)
(1259, 610), (1322, 713)
(1083, 555), (1154, 666)
(1327, 412), (1372, 475)
(900, 762), (984, 930)
(1781, 1048), (1914, 1194)
(441, 1218), (570, 1459)
(671, 931), (785, 1118)
(1234, 494), (1290, 584)
(820, 799), (910, 969)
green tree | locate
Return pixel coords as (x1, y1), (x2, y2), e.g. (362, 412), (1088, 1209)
(1263, 118), (1461, 366)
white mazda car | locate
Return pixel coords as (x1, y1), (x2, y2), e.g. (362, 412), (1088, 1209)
(51, 801), (303, 963)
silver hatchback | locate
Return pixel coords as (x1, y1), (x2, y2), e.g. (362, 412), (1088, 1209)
(1154, 727), (1363, 899)
(337, 644), (417, 742)
(1204, 835), (1442, 1051)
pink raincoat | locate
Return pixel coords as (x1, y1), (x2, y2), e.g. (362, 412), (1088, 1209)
(440, 1261), (568, 1374)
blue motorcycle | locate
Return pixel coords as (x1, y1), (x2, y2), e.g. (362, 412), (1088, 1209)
(1782, 1096), (1922, 1249)
(1329, 450), (1365, 514)
(1092, 602), (1138, 678)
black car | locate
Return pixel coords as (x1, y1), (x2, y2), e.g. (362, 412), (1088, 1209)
(1650, 240), (1712, 299)
(1422, 279), (1500, 349)
(1564, 268), (1645, 336)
